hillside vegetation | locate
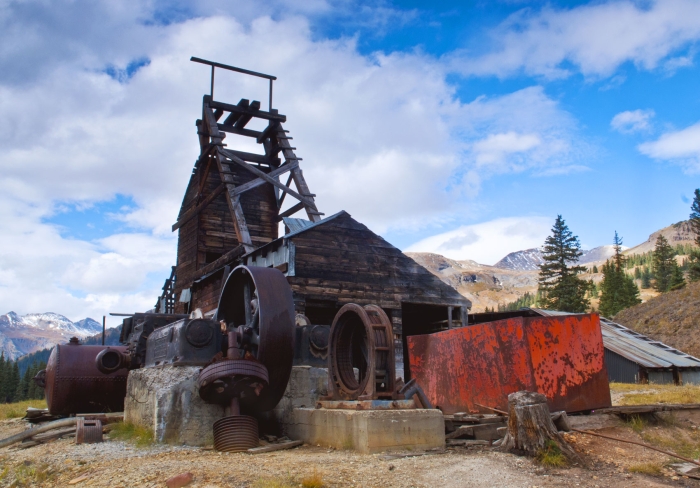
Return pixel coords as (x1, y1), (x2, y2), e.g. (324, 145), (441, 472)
(614, 280), (700, 358)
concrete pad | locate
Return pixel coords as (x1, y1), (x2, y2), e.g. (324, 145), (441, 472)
(288, 408), (445, 454)
(124, 366), (224, 446)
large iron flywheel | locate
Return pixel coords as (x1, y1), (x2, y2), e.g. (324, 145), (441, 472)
(216, 265), (295, 412)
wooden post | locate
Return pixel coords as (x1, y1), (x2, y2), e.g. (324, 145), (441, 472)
(447, 306), (453, 329)
(500, 391), (582, 464)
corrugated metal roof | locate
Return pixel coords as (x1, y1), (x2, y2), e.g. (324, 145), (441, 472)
(281, 217), (313, 234)
(530, 308), (700, 369)
(283, 211), (347, 238)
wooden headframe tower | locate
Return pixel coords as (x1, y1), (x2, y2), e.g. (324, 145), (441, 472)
(170, 58), (323, 311)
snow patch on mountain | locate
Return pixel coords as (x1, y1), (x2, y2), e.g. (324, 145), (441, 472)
(494, 248), (544, 271)
(0, 312), (103, 360)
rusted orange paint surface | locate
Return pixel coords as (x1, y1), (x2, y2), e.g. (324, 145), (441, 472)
(407, 314), (611, 414)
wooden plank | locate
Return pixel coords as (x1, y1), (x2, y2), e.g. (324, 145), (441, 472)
(276, 202), (305, 221)
(233, 161), (298, 198)
(172, 184), (225, 231)
(219, 150), (316, 207)
(235, 100), (261, 129)
(210, 100), (286, 123)
(217, 124), (262, 139)
(194, 245), (246, 283)
(247, 440), (303, 454)
(222, 99), (248, 125)
(224, 149), (277, 165)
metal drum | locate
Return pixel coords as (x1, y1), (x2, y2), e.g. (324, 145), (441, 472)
(37, 339), (129, 415)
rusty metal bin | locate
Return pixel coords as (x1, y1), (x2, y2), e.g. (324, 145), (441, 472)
(37, 340), (129, 415)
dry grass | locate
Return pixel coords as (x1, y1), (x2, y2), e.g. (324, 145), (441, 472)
(251, 477), (296, 488)
(0, 400), (46, 420)
(609, 382), (700, 405)
(628, 462), (663, 476)
(0, 459), (56, 487)
(301, 470), (326, 488)
(108, 422), (154, 447)
(625, 415), (647, 433)
(535, 440), (567, 468)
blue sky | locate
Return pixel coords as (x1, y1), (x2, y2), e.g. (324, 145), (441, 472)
(1, 0), (699, 322)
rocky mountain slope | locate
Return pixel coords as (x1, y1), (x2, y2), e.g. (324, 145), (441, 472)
(0, 312), (102, 360)
(410, 220), (696, 312)
(614, 280), (700, 358)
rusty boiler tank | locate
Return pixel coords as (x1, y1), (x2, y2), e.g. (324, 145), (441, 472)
(35, 338), (129, 415)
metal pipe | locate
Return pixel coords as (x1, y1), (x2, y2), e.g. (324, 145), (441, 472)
(211, 65), (215, 99)
(102, 316), (106, 345)
(190, 56), (277, 80)
(269, 79), (273, 111)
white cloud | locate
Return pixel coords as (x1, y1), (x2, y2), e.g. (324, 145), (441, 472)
(405, 216), (552, 265)
(611, 109), (655, 134)
(638, 121), (700, 173)
(450, 0), (700, 79)
(0, 2), (582, 322)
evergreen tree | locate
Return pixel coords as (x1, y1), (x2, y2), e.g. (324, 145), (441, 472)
(670, 264), (686, 290)
(653, 235), (683, 292)
(641, 266), (652, 289)
(537, 215), (591, 312)
(592, 265), (599, 274)
(598, 232), (641, 317)
(0, 354), (6, 403)
(634, 267), (641, 280)
(689, 189), (700, 282)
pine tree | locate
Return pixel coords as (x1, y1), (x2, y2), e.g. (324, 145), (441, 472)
(641, 266), (652, 289)
(0, 354), (6, 403)
(689, 189), (700, 282)
(537, 215), (591, 312)
(634, 267), (641, 280)
(8, 362), (19, 403)
(592, 265), (599, 274)
(598, 232), (641, 317)
(653, 235), (682, 292)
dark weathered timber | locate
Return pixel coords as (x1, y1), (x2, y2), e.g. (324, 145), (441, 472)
(276, 202), (305, 221)
(224, 149), (278, 165)
(234, 100), (261, 129)
(209, 100), (286, 123)
(232, 162), (299, 197)
(172, 183), (225, 231)
(217, 124), (262, 139)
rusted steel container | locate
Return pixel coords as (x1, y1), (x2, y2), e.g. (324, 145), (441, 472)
(407, 314), (611, 414)
(41, 341), (129, 415)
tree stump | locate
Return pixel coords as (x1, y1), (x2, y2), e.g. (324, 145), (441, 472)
(500, 391), (582, 464)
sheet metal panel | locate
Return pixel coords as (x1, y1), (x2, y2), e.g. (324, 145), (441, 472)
(600, 321), (700, 368)
(648, 370), (675, 385)
(604, 349), (640, 383)
(407, 314), (611, 414)
(681, 370), (700, 385)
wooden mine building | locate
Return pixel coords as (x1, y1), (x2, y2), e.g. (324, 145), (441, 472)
(160, 59), (471, 378)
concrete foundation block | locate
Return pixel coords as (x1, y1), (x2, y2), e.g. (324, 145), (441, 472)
(271, 366), (328, 435)
(124, 366), (224, 446)
(287, 408), (445, 454)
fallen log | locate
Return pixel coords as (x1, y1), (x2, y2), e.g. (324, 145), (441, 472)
(0, 418), (78, 449)
(500, 391), (583, 465)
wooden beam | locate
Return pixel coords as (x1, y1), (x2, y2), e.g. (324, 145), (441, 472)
(223, 99), (248, 125)
(277, 172), (294, 208)
(194, 244), (246, 278)
(203, 104), (255, 252)
(217, 124), (262, 139)
(232, 161), (298, 197)
(234, 100), (261, 129)
(172, 183), (225, 231)
(275, 202), (305, 221)
(224, 149), (278, 165)
(219, 150), (315, 207)
(210, 100), (286, 123)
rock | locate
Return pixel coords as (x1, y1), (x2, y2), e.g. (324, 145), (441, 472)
(68, 474), (89, 485)
(166, 472), (194, 488)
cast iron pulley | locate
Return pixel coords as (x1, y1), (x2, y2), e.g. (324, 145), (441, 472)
(327, 303), (396, 401)
(216, 265), (295, 412)
(197, 359), (269, 405)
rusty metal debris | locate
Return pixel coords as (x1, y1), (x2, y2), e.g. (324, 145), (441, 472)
(76, 418), (103, 444)
(407, 313), (611, 414)
(197, 265), (295, 452)
(36, 339), (129, 415)
(326, 304), (396, 401)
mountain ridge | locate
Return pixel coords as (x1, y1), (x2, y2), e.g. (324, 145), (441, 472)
(0, 311), (103, 360)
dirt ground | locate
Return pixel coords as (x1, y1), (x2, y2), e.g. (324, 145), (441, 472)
(1, 416), (699, 488)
